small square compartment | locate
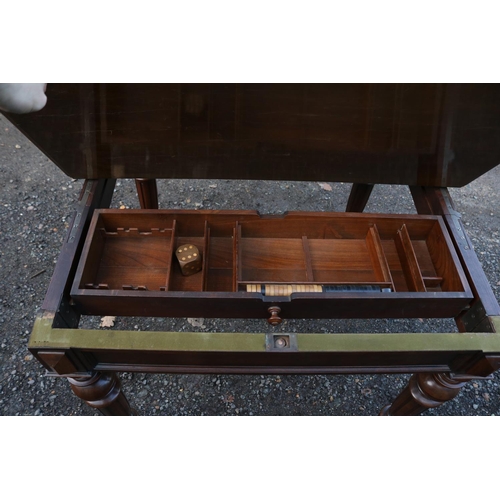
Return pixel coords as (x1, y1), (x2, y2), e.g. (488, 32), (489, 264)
(79, 226), (174, 291)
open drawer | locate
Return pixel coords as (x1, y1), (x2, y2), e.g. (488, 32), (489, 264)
(71, 210), (473, 321)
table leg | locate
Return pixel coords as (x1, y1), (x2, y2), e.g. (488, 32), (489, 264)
(135, 178), (159, 209)
(345, 183), (374, 212)
(379, 372), (466, 416)
(68, 371), (137, 416)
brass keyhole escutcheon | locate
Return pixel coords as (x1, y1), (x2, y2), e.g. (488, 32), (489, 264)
(267, 306), (282, 326)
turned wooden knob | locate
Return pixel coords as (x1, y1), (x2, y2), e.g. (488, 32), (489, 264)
(267, 306), (282, 326)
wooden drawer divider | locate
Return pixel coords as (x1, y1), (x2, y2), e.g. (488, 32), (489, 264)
(395, 224), (426, 292)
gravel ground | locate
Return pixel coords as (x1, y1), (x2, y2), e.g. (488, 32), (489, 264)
(1, 113), (499, 416)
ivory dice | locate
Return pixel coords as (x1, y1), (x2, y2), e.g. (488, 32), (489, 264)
(176, 244), (202, 276)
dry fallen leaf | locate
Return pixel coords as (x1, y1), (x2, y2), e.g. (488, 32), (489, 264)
(318, 182), (332, 191)
(187, 317), (204, 327)
(100, 316), (116, 328)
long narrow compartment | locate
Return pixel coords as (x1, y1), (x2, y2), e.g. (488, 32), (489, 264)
(204, 219), (236, 292)
(237, 221), (396, 293)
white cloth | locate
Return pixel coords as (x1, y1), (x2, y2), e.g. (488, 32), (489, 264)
(0, 83), (47, 113)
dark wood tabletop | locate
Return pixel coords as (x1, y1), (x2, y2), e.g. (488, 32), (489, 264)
(4, 84), (500, 186)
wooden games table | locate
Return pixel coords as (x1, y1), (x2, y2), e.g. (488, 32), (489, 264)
(4, 84), (500, 415)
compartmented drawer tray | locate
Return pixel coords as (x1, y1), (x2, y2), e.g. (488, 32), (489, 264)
(71, 210), (473, 320)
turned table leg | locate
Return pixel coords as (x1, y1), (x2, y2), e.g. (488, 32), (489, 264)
(68, 371), (136, 416)
(380, 372), (466, 416)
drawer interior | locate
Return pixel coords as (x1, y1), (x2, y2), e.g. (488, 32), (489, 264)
(71, 210), (472, 319)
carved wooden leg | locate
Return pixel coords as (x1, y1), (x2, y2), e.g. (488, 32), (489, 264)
(135, 178), (159, 209)
(68, 371), (136, 416)
(346, 183), (374, 212)
(380, 372), (466, 416)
